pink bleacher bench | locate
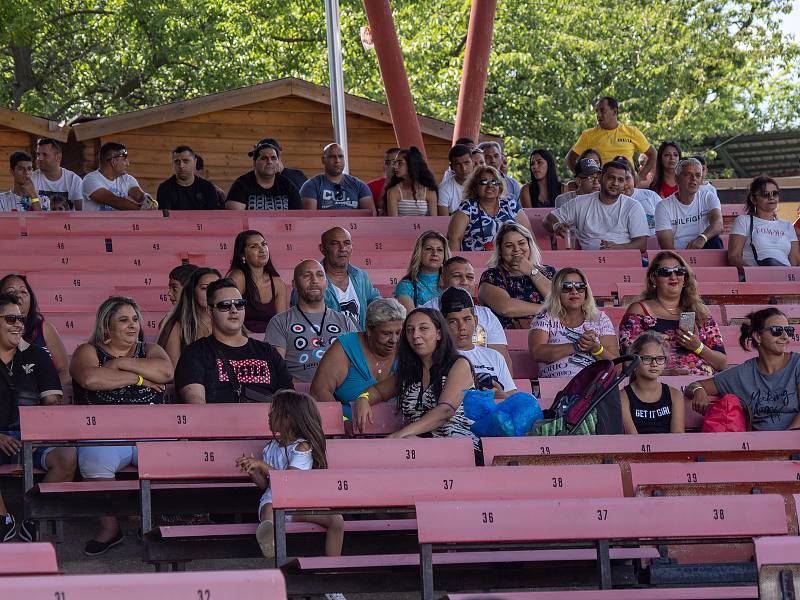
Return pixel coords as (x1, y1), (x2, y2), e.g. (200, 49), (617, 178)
(725, 304), (800, 325)
(35, 286), (112, 311)
(743, 266), (800, 283)
(13, 252), (171, 273)
(510, 350), (538, 379)
(445, 589), (758, 599)
(416, 495), (787, 598)
(646, 249), (729, 268)
(25, 214), (242, 237)
(1, 569), (286, 599)
(755, 536), (800, 569)
(617, 280), (800, 305)
(16, 236), (109, 255)
(249, 215), (450, 237)
(482, 431), (800, 467)
(629, 460), (800, 492)
(0, 542), (59, 575)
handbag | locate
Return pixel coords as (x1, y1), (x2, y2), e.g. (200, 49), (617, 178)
(210, 338), (272, 403)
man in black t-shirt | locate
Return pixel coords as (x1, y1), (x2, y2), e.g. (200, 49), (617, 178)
(175, 279), (293, 403)
(251, 137), (307, 192)
(156, 145), (221, 210)
(225, 141), (301, 211)
(0, 293), (74, 542)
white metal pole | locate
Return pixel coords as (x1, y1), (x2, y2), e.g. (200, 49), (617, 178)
(324, 0), (349, 173)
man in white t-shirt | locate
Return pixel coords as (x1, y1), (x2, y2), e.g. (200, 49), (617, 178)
(479, 141), (521, 202)
(421, 256), (511, 372)
(545, 160), (649, 251)
(440, 287), (516, 399)
(655, 158), (723, 250)
(82, 142), (155, 211)
(437, 144), (473, 215)
(32, 138), (83, 210)
(0, 151), (46, 212)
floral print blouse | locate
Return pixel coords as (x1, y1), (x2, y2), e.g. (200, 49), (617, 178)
(456, 197), (521, 251)
(618, 302), (726, 376)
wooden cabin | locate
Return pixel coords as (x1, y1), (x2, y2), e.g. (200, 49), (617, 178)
(0, 108), (69, 190)
(70, 78), (498, 195)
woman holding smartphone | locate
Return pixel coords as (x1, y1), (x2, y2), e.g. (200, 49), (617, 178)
(619, 251), (727, 376)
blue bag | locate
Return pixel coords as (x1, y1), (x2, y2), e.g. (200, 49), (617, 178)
(463, 390), (543, 437)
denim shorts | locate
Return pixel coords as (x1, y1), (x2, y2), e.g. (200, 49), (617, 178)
(0, 431), (52, 471)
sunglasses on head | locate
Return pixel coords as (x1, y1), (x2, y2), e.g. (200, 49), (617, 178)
(561, 281), (587, 292)
(478, 179), (501, 187)
(213, 299), (247, 312)
(655, 266), (687, 278)
(2, 314), (25, 325)
(762, 325), (795, 338)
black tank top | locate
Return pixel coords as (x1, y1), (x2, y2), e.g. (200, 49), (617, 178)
(73, 342), (164, 405)
(244, 275), (277, 334)
(625, 383), (672, 434)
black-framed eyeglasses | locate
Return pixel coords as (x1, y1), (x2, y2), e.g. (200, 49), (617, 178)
(2, 314), (25, 325)
(762, 325), (795, 338)
(640, 355), (667, 365)
(655, 266), (687, 278)
(213, 299), (247, 312)
(561, 281), (587, 293)
(478, 179), (501, 187)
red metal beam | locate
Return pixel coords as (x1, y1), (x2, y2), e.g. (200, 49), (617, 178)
(453, 0), (497, 144)
(363, 0), (427, 156)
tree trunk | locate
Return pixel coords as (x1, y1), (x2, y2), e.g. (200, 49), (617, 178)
(10, 43), (36, 107)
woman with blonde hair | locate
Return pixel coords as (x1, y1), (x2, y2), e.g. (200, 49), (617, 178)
(619, 250), (726, 376)
(447, 165), (534, 252)
(393, 230), (450, 313)
(529, 268), (618, 378)
(477, 221), (554, 329)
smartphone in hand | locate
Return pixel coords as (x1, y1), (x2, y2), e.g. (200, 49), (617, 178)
(679, 311), (696, 332)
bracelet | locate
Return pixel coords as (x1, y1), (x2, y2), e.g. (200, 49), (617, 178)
(685, 383), (702, 398)
(693, 342), (705, 356)
(357, 391), (369, 400)
(591, 345), (605, 357)
(136, 374), (144, 386)
(30, 197), (40, 204)
(697, 233), (708, 243)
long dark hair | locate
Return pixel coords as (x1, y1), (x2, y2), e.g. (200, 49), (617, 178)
(382, 146), (438, 204)
(395, 308), (463, 399)
(268, 390), (328, 469)
(157, 267), (221, 350)
(229, 230), (280, 304)
(0, 274), (42, 343)
(649, 141), (682, 195)
(744, 174), (779, 216)
(739, 307), (785, 351)
(527, 149), (561, 207)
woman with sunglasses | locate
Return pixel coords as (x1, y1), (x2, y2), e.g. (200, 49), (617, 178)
(394, 231), (450, 312)
(69, 296), (172, 555)
(728, 175), (799, 276)
(649, 141), (682, 198)
(619, 251), (726, 376)
(529, 268), (618, 378)
(621, 331), (684, 434)
(447, 166), (534, 252)
(0, 274), (69, 385)
(687, 307), (800, 431)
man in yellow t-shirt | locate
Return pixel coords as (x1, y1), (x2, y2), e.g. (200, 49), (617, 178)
(565, 96), (657, 182)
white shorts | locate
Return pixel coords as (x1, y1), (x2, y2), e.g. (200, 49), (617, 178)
(78, 445), (138, 479)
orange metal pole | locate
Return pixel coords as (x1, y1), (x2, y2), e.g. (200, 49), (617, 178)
(453, 0), (497, 144)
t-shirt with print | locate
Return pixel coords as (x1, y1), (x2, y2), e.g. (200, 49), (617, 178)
(654, 190), (721, 249)
(0, 191), (50, 212)
(264, 306), (358, 382)
(226, 171), (301, 211)
(82, 170), (141, 211)
(174, 336), (293, 403)
(713, 352), (800, 431)
(551, 192), (649, 250)
(32, 168), (83, 208)
(457, 197), (521, 251)
(438, 176), (466, 214)
(334, 279), (361, 326)
(571, 123), (651, 165)
(157, 175), (221, 210)
(632, 188), (661, 236)
(458, 345), (515, 392)
(299, 174), (371, 210)
(421, 297), (508, 347)
(0, 340), (62, 431)
(730, 215), (798, 266)
(530, 311), (615, 378)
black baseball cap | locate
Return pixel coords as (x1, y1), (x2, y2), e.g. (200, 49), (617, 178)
(440, 287), (475, 315)
(248, 138), (282, 157)
(576, 158), (601, 177)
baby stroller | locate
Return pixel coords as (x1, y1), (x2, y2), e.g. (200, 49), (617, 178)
(533, 355), (640, 436)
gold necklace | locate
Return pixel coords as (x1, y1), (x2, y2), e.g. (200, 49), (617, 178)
(655, 297), (680, 315)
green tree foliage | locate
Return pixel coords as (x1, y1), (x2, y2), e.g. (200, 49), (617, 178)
(1, 0), (796, 178)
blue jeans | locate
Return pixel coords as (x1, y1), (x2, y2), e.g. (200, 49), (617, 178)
(0, 431), (52, 470)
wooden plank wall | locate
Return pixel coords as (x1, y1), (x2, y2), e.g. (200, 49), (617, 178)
(91, 96), (452, 195)
(0, 127), (34, 191)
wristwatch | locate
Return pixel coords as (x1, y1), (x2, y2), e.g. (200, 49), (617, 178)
(530, 267), (540, 277)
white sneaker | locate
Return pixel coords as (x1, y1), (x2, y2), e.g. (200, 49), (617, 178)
(324, 594), (347, 600)
(255, 521), (275, 560)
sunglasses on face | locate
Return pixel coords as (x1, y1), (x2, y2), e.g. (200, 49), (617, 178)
(2, 314), (25, 325)
(478, 179), (501, 187)
(762, 325), (795, 338)
(655, 266), (687, 278)
(561, 281), (587, 292)
(111, 151), (128, 160)
(759, 191), (780, 199)
(640, 355), (667, 365)
(213, 299), (247, 312)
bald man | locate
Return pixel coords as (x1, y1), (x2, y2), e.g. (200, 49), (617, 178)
(266, 259), (359, 382)
(299, 143), (375, 214)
